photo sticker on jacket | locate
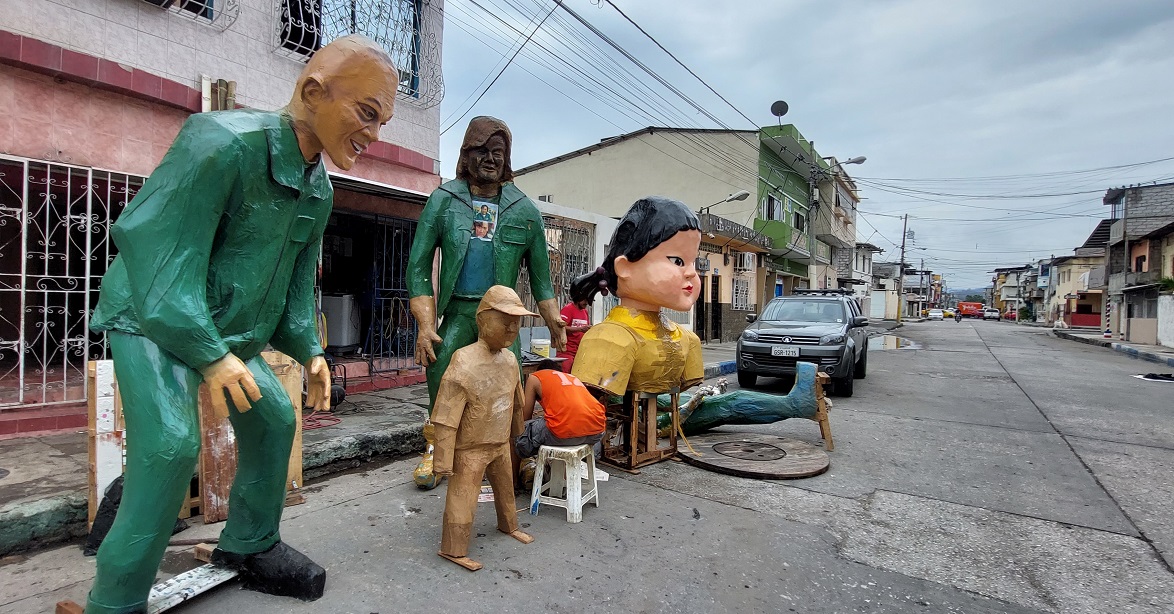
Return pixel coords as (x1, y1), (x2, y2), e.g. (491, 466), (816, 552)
(472, 200), (498, 241)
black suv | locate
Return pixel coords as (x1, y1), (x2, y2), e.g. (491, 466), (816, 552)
(735, 289), (869, 396)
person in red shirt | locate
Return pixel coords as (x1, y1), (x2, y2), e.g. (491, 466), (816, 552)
(556, 298), (592, 373)
(514, 360), (607, 485)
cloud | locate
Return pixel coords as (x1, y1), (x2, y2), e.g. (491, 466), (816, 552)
(436, 0), (1174, 287)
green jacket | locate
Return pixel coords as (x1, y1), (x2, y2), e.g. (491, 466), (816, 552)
(407, 180), (554, 314)
(91, 110), (331, 370)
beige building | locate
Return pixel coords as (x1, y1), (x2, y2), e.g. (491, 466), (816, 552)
(514, 127), (773, 342)
(1046, 252), (1105, 327)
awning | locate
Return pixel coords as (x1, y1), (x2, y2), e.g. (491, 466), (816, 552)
(329, 172), (430, 205)
(1121, 283), (1159, 293)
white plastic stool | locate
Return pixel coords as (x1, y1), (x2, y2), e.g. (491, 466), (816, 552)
(528, 444), (599, 523)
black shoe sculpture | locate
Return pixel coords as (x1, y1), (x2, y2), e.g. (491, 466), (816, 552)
(211, 542), (326, 601)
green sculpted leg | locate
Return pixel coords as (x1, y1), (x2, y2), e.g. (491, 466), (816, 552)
(217, 355), (296, 554)
(87, 333), (203, 614)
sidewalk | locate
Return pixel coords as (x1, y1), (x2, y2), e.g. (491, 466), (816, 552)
(1051, 329), (1174, 368)
(0, 344), (740, 556)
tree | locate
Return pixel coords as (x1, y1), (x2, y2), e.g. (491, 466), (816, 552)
(964, 294), (984, 303)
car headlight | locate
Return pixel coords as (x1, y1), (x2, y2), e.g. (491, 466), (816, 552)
(820, 333), (846, 345)
(742, 329), (759, 341)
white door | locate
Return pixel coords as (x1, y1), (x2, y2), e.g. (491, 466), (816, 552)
(870, 290), (887, 319)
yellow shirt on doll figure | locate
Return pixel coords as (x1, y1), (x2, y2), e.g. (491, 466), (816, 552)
(571, 305), (703, 396)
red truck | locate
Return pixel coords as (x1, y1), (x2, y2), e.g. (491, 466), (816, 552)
(957, 302), (984, 318)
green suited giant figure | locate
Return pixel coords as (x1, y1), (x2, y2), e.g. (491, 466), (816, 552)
(407, 117), (566, 489)
(84, 36), (399, 613)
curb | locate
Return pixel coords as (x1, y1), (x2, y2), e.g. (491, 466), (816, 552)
(0, 492), (88, 557)
(1052, 330), (1174, 367)
(704, 361), (737, 380)
(1109, 343), (1174, 368)
(0, 423), (427, 557)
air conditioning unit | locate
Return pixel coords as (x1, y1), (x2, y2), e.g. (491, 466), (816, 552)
(733, 252), (755, 273)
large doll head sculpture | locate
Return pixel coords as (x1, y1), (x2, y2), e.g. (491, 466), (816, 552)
(571, 196), (703, 312)
(285, 34), (399, 170)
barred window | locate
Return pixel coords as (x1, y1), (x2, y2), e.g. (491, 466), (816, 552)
(733, 278), (751, 311)
(277, 0), (443, 107)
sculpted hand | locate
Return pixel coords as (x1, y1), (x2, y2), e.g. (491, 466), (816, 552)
(305, 355), (331, 411)
(415, 325), (442, 366)
(201, 353), (262, 414)
(537, 298), (567, 352)
(549, 322), (568, 352)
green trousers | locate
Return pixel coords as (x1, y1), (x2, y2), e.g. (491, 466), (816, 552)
(87, 332), (296, 614)
(425, 298), (521, 414)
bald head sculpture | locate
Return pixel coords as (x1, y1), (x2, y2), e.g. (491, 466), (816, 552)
(286, 35), (399, 170)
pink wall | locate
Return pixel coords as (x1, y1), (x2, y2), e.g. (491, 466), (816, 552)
(1, 64), (187, 177)
(1, 63), (440, 196)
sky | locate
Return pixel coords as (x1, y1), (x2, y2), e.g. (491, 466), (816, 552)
(434, 0), (1174, 289)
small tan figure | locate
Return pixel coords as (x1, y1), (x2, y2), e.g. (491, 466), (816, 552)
(432, 285), (536, 571)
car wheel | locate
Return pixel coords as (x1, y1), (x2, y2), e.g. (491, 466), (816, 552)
(833, 361), (855, 397)
(737, 370), (757, 388)
(854, 347), (867, 379)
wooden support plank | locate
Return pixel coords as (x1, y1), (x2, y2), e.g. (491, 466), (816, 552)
(55, 601), (84, 614)
(812, 373), (834, 451)
(193, 543), (215, 564)
(197, 381), (236, 524)
(88, 360), (124, 530)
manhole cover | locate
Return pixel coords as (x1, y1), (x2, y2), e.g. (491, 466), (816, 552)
(679, 432), (829, 479)
(0, 468), (9, 480)
(713, 441), (787, 461)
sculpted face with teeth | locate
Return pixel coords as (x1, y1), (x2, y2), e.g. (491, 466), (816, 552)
(287, 35), (399, 170)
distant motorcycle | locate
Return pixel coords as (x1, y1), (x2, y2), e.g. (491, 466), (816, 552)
(954, 313), (963, 322)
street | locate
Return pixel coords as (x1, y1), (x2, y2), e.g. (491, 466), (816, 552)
(2, 321), (1173, 613)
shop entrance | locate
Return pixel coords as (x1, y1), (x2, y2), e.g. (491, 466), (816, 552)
(320, 212), (418, 375)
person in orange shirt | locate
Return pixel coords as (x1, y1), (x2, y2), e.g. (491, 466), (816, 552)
(514, 359), (607, 483)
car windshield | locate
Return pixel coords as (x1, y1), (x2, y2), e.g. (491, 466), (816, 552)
(762, 299), (846, 323)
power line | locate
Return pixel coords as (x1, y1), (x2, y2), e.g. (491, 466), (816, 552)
(440, 0), (559, 135)
(599, 0), (758, 128)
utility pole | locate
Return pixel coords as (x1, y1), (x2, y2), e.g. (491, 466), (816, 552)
(920, 258), (926, 314)
(896, 214), (908, 322)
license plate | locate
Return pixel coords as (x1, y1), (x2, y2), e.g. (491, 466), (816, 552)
(771, 345), (800, 357)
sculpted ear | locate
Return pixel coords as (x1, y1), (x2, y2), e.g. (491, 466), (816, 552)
(300, 75), (328, 111)
(613, 256), (632, 286)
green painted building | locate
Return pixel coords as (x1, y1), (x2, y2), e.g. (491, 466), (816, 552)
(755, 124), (835, 299)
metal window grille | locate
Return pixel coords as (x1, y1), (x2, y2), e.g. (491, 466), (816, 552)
(0, 156), (144, 409)
(275, 0), (444, 108)
(365, 215), (418, 373)
(140, 0), (241, 31)
(732, 278), (751, 311)
(515, 215), (594, 331)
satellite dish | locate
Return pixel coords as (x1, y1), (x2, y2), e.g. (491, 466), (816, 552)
(770, 100), (789, 117)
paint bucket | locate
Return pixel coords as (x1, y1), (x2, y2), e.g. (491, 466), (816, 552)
(530, 339), (551, 358)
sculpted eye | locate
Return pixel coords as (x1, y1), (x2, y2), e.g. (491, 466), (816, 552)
(360, 105), (376, 121)
(668, 256), (685, 266)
